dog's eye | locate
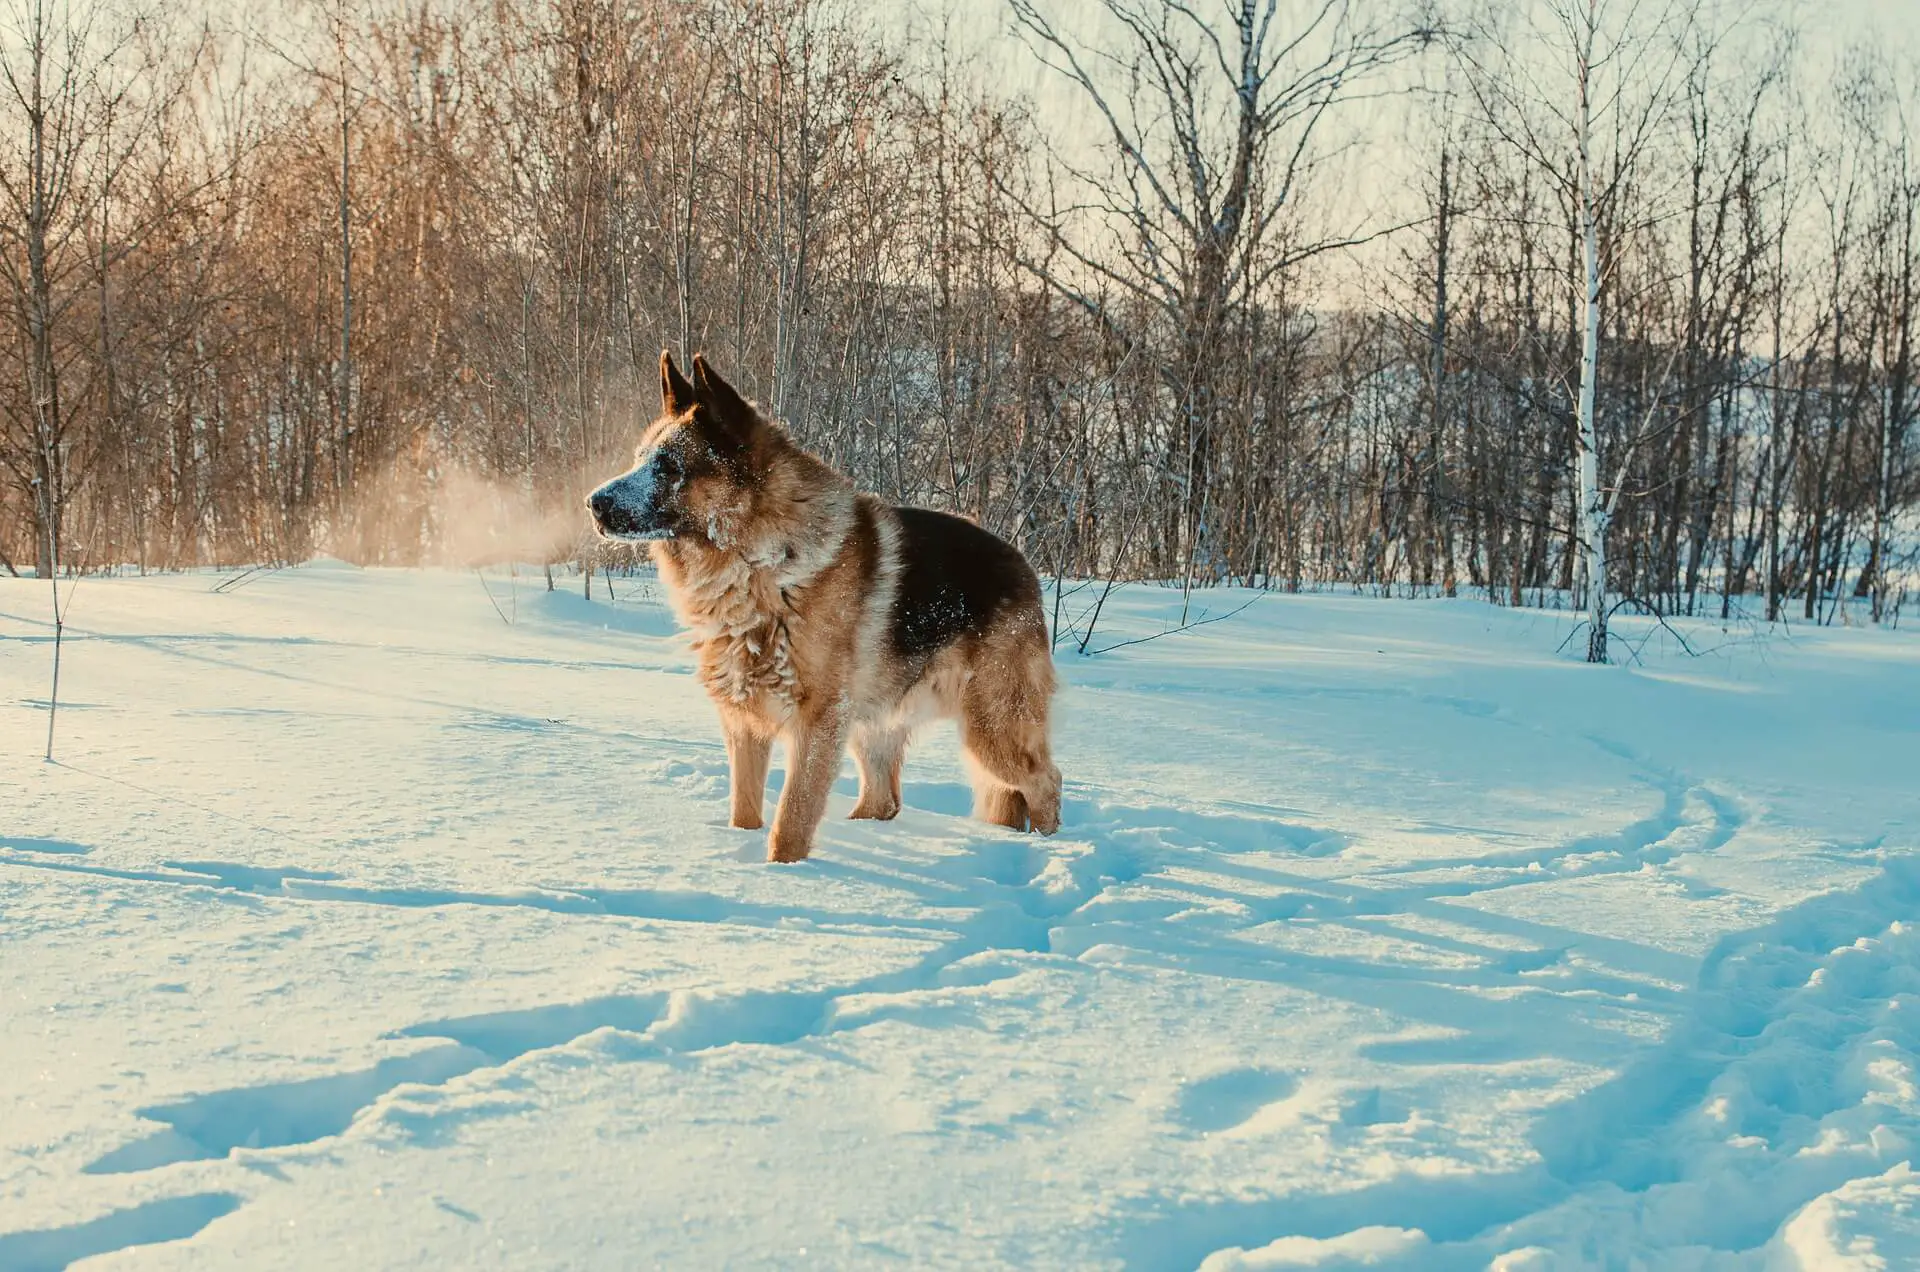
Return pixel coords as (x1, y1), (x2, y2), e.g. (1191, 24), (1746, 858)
(654, 450), (686, 486)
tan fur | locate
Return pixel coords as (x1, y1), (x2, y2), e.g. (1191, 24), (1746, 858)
(606, 354), (1062, 862)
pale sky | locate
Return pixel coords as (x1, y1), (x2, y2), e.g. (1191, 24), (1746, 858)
(862, 0), (1916, 300)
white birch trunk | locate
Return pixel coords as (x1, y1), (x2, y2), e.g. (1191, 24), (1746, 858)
(1575, 15), (1608, 664)
(1874, 381), (1893, 624)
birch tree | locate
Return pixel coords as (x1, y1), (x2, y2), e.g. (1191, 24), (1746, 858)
(1456, 0), (1686, 660)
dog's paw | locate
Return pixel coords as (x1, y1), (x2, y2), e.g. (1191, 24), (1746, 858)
(767, 832), (812, 863)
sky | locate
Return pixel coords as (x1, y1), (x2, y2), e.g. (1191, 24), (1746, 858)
(866, 0), (1917, 166)
(859, 0), (1917, 301)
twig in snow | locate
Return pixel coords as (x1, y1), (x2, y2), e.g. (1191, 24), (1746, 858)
(1606, 596), (1698, 665)
(43, 552), (63, 764)
(1560, 596), (1761, 666)
(211, 563), (286, 594)
(1083, 596), (1260, 656)
(474, 566), (516, 625)
(33, 475), (67, 762)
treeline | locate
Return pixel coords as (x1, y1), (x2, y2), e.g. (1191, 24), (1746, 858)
(2, 0), (1914, 642)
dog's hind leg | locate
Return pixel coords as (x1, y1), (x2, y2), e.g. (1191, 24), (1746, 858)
(972, 780), (1030, 830)
(963, 733), (1060, 834)
(722, 715), (773, 831)
(849, 725), (905, 821)
(958, 637), (1061, 835)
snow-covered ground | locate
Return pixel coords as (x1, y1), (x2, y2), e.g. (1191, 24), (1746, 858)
(2, 565), (1916, 1270)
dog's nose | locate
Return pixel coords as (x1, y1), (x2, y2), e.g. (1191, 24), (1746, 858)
(590, 491), (640, 535)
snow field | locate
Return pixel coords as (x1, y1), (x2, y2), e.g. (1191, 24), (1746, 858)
(1, 565), (1916, 1269)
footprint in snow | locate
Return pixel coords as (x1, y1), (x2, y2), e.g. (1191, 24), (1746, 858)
(1174, 1067), (1300, 1135)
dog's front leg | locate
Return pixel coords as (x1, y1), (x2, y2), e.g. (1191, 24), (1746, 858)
(723, 716), (773, 830)
(768, 709), (845, 863)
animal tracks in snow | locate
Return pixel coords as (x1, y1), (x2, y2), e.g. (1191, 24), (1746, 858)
(0, 759), (1813, 1269)
(1174, 1068), (1303, 1136)
(1130, 856), (1920, 1270)
(73, 957), (1015, 1196)
(0, 1193), (242, 1272)
(0, 835), (91, 855)
(83, 1047), (496, 1175)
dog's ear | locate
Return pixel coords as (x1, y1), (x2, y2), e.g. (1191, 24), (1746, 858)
(660, 349), (695, 416)
(691, 354), (760, 442)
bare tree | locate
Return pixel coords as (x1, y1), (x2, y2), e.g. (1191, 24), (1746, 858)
(1008, 0), (1435, 586)
(1455, 0), (1688, 660)
(0, 0), (1908, 639)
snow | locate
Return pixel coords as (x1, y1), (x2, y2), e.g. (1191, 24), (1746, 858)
(1, 566), (1916, 1270)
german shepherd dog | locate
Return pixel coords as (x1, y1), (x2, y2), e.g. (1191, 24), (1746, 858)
(587, 352), (1062, 863)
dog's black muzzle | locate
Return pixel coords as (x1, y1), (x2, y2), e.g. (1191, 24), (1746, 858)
(587, 472), (670, 541)
(589, 489), (640, 536)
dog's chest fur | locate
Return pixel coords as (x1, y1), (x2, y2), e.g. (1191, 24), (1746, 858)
(681, 555), (801, 708)
(655, 493), (861, 721)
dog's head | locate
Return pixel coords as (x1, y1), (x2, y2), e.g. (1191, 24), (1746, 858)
(587, 351), (764, 544)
